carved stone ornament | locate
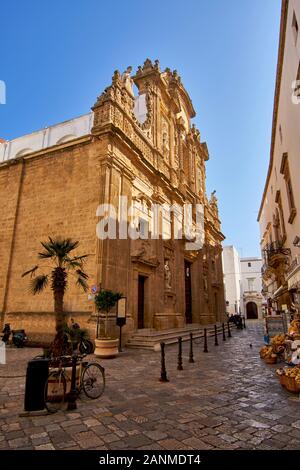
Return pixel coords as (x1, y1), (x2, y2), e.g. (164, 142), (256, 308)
(164, 259), (172, 290)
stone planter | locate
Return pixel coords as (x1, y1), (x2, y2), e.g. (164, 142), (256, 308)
(94, 338), (119, 358)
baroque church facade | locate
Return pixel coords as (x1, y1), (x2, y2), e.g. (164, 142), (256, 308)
(0, 59), (225, 342)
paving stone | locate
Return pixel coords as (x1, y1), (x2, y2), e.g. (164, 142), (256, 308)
(64, 425), (88, 435)
(125, 435), (153, 448)
(35, 443), (55, 450)
(158, 438), (193, 450)
(272, 424), (292, 433)
(73, 431), (104, 449)
(1, 323), (300, 450)
(143, 430), (168, 441)
(182, 437), (213, 449)
(101, 433), (121, 444)
(5, 430), (25, 440)
(219, 433), (238, 444)
(8, 437), (30, 448)
(55, 440), (77, 449)
(83, 418), (101, 428)
(261, 439), (286, 449)
(31, 436), (51, 446)
(288, 429), (300, 439)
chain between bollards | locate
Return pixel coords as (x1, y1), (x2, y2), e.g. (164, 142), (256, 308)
(189, 332), (194, 363)
(177, 336), (183, 370)
(227, 321), (232, 338)
(159, 342), (169, 382)
(203, 328), (208, 353)
(214, 324), (219, 346)
(222, 322), (226, 341)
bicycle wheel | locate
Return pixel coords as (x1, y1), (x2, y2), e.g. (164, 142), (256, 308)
(44, 371), (66, 413)
(81, 363), (105, 399)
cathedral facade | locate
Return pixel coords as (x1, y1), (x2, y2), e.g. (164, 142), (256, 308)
(0, 60), (225, 342)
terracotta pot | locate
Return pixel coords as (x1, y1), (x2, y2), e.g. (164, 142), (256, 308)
(94, 338), (119, 358)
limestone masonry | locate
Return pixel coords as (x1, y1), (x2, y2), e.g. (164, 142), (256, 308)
(0, 59), (225, 343)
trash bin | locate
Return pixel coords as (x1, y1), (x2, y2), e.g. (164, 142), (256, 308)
(24, 357), (49, 411)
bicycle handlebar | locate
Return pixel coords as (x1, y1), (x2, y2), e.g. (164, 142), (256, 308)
(49, 353), (87, 366)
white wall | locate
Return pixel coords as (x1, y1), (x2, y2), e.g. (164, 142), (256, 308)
(240, 258), (263, 293)
(0, 113), (93, 163)
(222, 246), (241, 315)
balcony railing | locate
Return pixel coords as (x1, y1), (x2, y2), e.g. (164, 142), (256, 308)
(262, 240), (291, 270)
(263, 240), (290, 259)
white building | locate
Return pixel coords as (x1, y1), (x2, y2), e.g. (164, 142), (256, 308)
(240, 257), (265, 319)
(222, 246), (265, 319)
(222, 246), (241, 315)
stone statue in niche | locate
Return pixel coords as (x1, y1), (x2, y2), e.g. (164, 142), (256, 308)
(122, 66), (134, 97)
(164, 259), (172, 290)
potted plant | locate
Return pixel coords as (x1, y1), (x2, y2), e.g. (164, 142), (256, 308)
(94, 289), (122, 358)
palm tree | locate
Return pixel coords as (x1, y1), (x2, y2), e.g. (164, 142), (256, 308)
(22, 237), (89, 356)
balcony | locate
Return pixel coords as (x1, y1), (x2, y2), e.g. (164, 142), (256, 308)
(263, 241), (291, 269)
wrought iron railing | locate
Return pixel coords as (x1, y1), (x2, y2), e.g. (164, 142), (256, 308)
(262, 241), (291, 263)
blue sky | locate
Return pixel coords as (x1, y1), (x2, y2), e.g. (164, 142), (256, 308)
(0, 0), (281, 256)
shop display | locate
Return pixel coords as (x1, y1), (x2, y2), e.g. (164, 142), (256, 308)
(260, 314), (300, 394)
(259, 334), (285, 364)
(276, 366), (300, 393)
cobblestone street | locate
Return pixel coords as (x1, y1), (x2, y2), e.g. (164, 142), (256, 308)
(0, 321), (300, 450)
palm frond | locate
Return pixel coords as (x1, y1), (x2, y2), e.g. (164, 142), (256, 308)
(70, 254), (89, 263)
(61, 238), (79, 254)
(22, 265), (39, 278)
(65, 259), (82, 269)
(75, 269), (89, 280)
(29, 274), (49, 294)
(38, 250), (54, 260)
(76, 276), (89, 292)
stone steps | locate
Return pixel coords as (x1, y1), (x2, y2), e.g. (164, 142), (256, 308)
(126, 322), (231, 350)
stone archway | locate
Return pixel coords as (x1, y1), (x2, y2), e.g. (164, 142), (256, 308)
(246, 302), (258, 319)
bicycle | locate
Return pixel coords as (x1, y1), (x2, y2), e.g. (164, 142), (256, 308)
(44, 353), (105, 413)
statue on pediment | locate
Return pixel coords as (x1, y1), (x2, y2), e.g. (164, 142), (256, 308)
(122, 66), (134, 97)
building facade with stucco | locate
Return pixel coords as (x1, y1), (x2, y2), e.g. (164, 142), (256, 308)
(258, 0), (300, 315)
(0, 59), (225, 343)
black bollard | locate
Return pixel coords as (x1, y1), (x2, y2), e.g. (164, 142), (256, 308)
(227, 321), (232, 338)
(203, 328), (208, 353)
(189, 332), (194, 363)
(177, 337), (183, 370)
(222, 322), (226, 341)
(214, 324), (219, 346)
(243, 317), (246, 329)
(159, 342), (169, 382)
(67, 354), (78, 410)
